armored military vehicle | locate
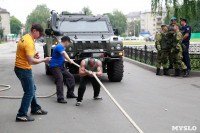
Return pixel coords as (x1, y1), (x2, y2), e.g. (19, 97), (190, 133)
(44, 10), (124, 82)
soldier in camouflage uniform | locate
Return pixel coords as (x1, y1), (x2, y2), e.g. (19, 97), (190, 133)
(155, 25), (170, 75)
(166, 17), (177, 70)
(171, 25), (189, 77)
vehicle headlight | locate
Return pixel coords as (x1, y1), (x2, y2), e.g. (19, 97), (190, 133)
(111, 47), (115, 50)
(69, 47), (72, 51)
(55, 41), (59, 45)
(111, 52), (115, 56)
(70, 53), (74, 57)
(116, 44), (121, 50)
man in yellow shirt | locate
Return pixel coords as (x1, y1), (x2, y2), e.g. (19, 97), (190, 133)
(15, 24), (51, 122)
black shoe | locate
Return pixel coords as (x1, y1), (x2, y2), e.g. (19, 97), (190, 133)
(171, 69), (180, 77)
(31, 109), (48, 115)
(167, 64), (173, 70)
(156, 68), (161, 75)
(183, 69), (189, 77)
(67, 93), (78, 98)
(57, 98), (68, 104)
(16, 115), (35, 122)
(163, 68), (169, 76)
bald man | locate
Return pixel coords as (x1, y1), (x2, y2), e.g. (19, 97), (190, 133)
(76, 58), (103, 106)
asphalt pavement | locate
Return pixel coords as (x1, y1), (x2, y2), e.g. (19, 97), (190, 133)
(0, 42), (200, 133)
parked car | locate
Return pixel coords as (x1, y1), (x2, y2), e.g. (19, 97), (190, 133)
(15, 38), (20, 43)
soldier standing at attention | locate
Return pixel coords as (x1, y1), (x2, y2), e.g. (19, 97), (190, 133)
(167, 17), (177, 70)
(171, 25), (188, 77)
(76, 58), (103, 106)
(180, 18), (191, 76)
(155, 25), (170, 75)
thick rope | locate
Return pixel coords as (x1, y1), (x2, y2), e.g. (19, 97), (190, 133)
(73, 62), (144, 133)
(0, 84), (56, 99)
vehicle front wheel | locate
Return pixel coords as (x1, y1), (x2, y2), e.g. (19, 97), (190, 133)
(107, 59), (124, 82)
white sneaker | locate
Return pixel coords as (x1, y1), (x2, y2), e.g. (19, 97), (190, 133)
(93, 96), (103, 100)
(76, 101), (82, 106)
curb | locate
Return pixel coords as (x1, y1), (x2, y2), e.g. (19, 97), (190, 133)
(123, 57), (200, 76)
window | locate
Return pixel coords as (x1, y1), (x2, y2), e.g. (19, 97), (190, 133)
(59, 21), (109, 32)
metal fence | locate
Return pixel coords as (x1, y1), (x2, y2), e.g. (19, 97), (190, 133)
(124, 45), (200, 71)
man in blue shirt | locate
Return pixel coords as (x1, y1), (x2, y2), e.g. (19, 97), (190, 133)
(180, 18), (191, 76)
(49, 36), (77, 103)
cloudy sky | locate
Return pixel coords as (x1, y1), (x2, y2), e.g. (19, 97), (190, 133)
(0, 0), (151, 24)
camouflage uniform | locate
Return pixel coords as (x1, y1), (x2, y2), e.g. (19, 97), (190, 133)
(171, 31), (187, 76)
(166, 24), (176, 69)
(155, 30), (170, 75)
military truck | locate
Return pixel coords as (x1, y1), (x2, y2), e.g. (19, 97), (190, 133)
(44, 10), (124, 82)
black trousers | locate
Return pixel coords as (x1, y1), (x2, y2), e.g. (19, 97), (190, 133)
(77, 76), (100, 101)
(183, 42), (191, 70)
(50, 66), (75, 99)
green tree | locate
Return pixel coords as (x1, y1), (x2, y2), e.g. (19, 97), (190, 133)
(81, 6), (93, 15)
(128, 21), (135, 36)
(134, 20), (140, 37)
(25, 4), (50, 33)
(10, 16), (22, 34)
(0, 16), (4, 38)
(61, 11), (70, 15)
(151, 0), (200, 32)
(0, 28), (3, 38)
(104, 10), (127, 36)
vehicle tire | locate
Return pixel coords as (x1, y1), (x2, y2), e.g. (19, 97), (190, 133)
(45, 63), (52, 75)
(107, 59), (124, 82)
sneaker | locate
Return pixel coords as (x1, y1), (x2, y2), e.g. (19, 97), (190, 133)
(76, 101), (82, 106)
(31, 109), (48, 115)
(16, 115), (35, 122)
(93, 96), (103, 100)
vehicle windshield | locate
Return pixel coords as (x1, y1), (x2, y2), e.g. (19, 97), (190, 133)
(58, 21), (109, 32)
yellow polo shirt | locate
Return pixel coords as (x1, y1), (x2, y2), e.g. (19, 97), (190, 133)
(15, 34), (35, 69)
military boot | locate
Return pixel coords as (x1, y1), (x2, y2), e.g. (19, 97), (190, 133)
(156, 68), (161, 75)
(171, 69), (180, 77)
(183, 69), (189, 77)
(163, 68), (169, 76)
(167, 64), (173, 70)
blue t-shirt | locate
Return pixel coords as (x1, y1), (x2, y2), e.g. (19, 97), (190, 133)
(49, 44), (65, 68)
(181, 24), (191, 43)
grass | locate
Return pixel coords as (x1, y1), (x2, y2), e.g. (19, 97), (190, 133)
(123, 40), (154, 45)
(0, 41), (7, 44)
(190, 39), (200, 42)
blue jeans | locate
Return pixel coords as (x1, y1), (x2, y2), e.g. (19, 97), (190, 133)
(14, 67), (41, 117)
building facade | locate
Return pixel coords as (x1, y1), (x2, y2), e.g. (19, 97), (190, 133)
(140, 10), (166, 35)
(0, 7), (11, 36)
(126, 12), (141, 23)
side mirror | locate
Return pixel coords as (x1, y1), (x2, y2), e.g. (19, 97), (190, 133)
(114, 29), (119, 36)
(45, 29), (51, 35)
